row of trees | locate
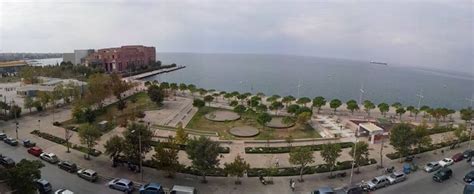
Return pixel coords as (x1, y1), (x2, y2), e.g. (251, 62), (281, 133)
(160, 82), (469, 122)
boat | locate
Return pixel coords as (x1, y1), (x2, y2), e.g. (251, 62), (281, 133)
(370, 61), (388, 65)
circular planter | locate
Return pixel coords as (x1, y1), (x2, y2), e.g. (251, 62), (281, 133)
(229, 126), (260, 137)
(205, 110), (240, 122)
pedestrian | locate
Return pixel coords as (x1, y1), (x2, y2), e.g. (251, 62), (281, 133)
(291, 180), (295, 191)
(289, 178), (293, 187)
(275, 158), (280, 167)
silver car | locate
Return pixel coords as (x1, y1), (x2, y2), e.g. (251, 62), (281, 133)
(424, 162), (441, 172)
(387, 171), (407, 184)
(107, 178), (134, 193)
(367, 175), (390, 190)
(40, 153), (59, 164)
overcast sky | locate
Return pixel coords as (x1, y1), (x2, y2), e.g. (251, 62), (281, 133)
(0, 0), (472, 72)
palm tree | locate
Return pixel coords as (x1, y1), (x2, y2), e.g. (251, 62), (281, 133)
(396, 107), (406, 120)
(330, 99), (342, 114)
(346, 99), (359, 115)
(378, 103), (389, 117)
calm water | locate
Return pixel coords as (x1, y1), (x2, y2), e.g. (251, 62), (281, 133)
(27, 58), (63, 66)
(144, 53), (474, 110)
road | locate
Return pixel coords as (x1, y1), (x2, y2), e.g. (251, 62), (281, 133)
(374, 160), (472, 194)
(0, 143), (123, 194)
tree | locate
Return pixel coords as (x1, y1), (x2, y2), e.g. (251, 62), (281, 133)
(330, 99), (342, 114)
(192, 99), (205, 108)
(83, 107), (96, 124)
(296, 97), (311, 107)
(110, 73), (131, 101)
(321, 142), (342, 177)
(236, 94), (247, 105)
(203, 95), (214, 106)
(282, 95), (295, 107)
(420, 105), (431, 117)
(24, 96), (34, 113)
(289, 147), (314, 182)
(287, 104), (301, 115)
(406, 106), (415, 117)
(454, 125), (469, 142)
(256, 104), (268, 113)
(233, 105), (247, 115)
(396, 107), (406, 120)
(349, 141), (369, 173)
(269, 101), (283, 115)
(224, 154), (250, 184)
(224, 93), (233, 103)
(152, 138), (180, 178)
(390, 123), (414, 161)
(229, 100), (239, 107)
(104, 135), (125, 160)
(312, 96), (326, 114)
(175, 126), (188, 145)
(391, 102), (402, 109)
(147, 85), (164, 106)
(85, 73), (112, 108)
(266, 95), (280, 103)
(9, 105), (21, 119)
(78, 124), (101, 159)
(296, 112), (311, 125)
(122, 123), (154, 170)
(170, 83), (178, 98)
(363, 100), (375, 117)
(179, 83), (187, 95)
(186, 136), (221, 183)
(257, 112), (272, 129)
(460, 108), (473, 123)
(37, 91), (52, 108)
(346, 100), (359, 115)
(6, 159), (45, 194)
(413, 123), (432, 154)
(188, 84), (197, 98)
(378, 103), (390, 117)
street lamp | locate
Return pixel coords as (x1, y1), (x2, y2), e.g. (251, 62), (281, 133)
(10, 100), (18, 140)
(131, 128), (143, 182)
(349, 128), (359, 186)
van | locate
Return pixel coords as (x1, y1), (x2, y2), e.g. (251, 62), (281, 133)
(170, 185), (197, 194)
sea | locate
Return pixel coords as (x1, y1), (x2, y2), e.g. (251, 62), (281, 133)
(32, 54), (474, 110)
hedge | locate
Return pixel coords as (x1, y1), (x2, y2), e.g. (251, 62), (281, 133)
(151, 141), (230, 154)
(31, 130), (102, 157)
(141, 158), (377, 177)
(245, 142), (354, 154)
(386, 137), (471, 160)
(247, 158), (377, 177)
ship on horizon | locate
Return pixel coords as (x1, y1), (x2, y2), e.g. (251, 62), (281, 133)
(370, 61), (388, 65)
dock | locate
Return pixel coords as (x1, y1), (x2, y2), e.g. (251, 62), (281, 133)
(126, 65), (185, 80)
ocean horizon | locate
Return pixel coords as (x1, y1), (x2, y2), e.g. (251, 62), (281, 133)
(33, 53), (473, 110)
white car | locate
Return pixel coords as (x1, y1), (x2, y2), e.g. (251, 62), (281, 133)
(54, 189), (74, 194)
(439, 158), (454, 167)
(40, 153), (59, 164)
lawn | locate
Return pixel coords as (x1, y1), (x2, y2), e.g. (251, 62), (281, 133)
(186, 106), (322, 140)
(61, 92), (160, 133)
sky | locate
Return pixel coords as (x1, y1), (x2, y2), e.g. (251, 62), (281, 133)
(0, 0), (473, 73)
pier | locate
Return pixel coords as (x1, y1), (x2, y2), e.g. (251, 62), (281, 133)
(125, 65), (185, 80)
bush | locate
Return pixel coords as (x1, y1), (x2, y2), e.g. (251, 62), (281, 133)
(31, 130), (102, 157)
(152, 141), (230, 154)
(386, 138), (463, 160)
(245, 142), (354, 154)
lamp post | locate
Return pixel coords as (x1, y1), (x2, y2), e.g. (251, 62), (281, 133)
(11, 100), (18, 140)
(349, 127), (359, 186)
(131, 127), (143, 181)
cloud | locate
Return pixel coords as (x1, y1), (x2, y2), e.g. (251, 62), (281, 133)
(0, 0), (472, 72)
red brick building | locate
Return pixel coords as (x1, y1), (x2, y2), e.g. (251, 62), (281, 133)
(85, 45), (156, 72)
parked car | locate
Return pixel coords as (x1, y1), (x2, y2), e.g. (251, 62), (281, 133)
(387, 171), (407, 184)
(139, 182), (165, 194)
(464, 150), (474, 158)
(366, 175), (390, 191)
(0, 133), (6, 140)
(4, 137), (18, 146)
(22, 139), (36, 148)
(0, 156), (15, 168)
(40, 152), (59, 164)
(464, 171), (474, 183)
(465, 182), (474, 194)
(170, 185), (197, 194)
(58, 161), (78, 173)
(54, 189), (74, 194)
(312, 186), (335, 194)
(433, 168), (453, 182)
(452, 153), (464, 162)
(77, 169), (99, 182)
(28, 147), (43, 157)
(35, 179), (52, 194)
(439, 158), (454, 167)
(424, 162), (441, 172)
(335, 185), (363, 194)
(107, 178), (134, 193)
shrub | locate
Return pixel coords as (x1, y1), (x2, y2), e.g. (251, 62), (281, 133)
(31, 130), (102, 157)
(245, 142), (354, 154)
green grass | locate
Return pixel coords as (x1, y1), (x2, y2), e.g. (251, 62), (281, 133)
(186, 107), (322, 140)
(62, 92), (160, 132)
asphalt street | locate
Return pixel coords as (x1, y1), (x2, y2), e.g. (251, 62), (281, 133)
(374, 158), (472, 194)
(0, 142), (123, 194)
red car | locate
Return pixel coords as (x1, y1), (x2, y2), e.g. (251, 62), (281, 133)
(27, 147), (43, 157)
(452, 153), (464, 162)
